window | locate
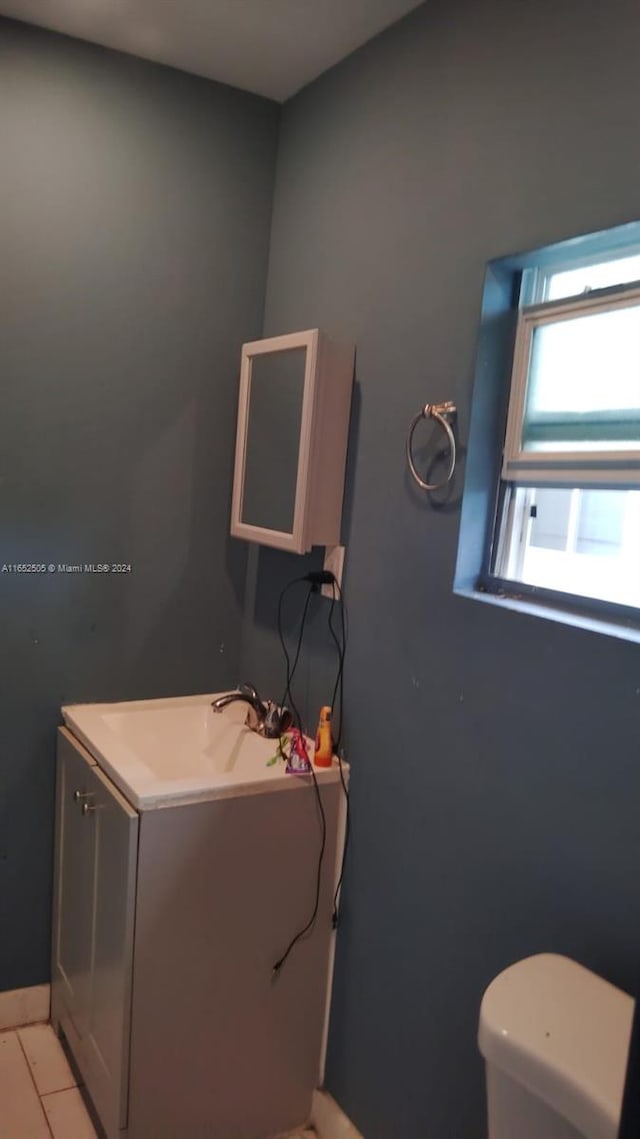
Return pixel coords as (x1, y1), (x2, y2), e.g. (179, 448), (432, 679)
(455, 222), (640, 637)
(496, 487), (640, 609)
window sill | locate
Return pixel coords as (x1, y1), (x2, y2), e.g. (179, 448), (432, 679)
(454, 582), (640, 645)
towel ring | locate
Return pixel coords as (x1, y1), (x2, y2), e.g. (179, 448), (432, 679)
(406, 401), (457, 491)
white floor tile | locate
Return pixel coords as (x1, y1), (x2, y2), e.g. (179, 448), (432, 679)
(41, 1087), (99, 1139)
(18, 1023), (77, 1097)
(312, 1089), (364, 1139)
(0, 985), (50, 1032)
(0, 1030), (51, 1138)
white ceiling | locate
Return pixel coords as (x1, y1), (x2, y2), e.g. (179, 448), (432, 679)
(0, 0), (424, 101)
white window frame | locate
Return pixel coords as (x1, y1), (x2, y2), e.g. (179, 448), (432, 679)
(520, 242), (640, 306)
(502, 284), (640, 487)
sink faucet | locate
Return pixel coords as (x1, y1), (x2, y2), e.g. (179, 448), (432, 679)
(211, 683), (291, 739)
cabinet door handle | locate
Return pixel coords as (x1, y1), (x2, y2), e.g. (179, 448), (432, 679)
(73, 791), (97, 814)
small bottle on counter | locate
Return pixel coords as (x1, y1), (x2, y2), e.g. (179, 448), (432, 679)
(314, 705), (333, 767)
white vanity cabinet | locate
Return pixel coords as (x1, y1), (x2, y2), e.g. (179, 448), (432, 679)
(51, 730), (138, 1138)
(51, 702), (344, 1139)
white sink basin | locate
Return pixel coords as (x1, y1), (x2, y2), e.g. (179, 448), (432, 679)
(62, 693), (340, 809)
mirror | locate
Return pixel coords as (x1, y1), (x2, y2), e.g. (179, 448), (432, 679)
(241, 346), (307, 534)
(230, 329), (354, 554)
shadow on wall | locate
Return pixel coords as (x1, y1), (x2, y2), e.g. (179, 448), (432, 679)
(239, 378), (362, 727)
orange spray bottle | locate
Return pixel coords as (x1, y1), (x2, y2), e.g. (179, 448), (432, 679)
(314, 705), (333, 767)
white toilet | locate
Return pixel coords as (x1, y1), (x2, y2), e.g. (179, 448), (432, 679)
(479, 954), (634, 1139)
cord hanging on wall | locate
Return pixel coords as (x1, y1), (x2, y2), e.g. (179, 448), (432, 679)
(406, 400), (458, 491)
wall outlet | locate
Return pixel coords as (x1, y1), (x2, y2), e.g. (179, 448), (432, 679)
(321, 545), (345, 599)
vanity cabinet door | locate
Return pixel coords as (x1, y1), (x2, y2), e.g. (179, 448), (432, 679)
(51, 732), (97, 1039)
(83, 761), (138, 1135)
(52, 729), (138, 1138)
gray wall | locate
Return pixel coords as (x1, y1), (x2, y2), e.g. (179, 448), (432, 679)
(0, 19), (278, 990)
(6, 5), (640, 1135)
(241, 0), (640, 1135)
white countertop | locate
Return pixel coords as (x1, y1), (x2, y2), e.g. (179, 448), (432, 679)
(62, 692), (345, 810)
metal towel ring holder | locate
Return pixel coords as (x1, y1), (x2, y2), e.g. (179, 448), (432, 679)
(406, 400), (457, 491)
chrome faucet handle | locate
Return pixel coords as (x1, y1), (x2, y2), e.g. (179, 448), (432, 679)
(237, 681), (262, 704)
(277, 705), (292, 733)
(210, 685), (288, 738)
(262, 702), (292, 739)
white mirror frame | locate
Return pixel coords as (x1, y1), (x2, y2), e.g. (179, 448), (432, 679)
(230, 329), (319, 554)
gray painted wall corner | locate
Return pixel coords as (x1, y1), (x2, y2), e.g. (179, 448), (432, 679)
(0, 17), (279, 990)
(247, 0), (640, 1136)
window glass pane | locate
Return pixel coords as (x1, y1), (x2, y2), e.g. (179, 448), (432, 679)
(523, 304), (640, 449)
(576, 490), (625, 556)
(529, 488), (572, 551)
(499, 486), (640, 608)
(546, 253), (640, 301)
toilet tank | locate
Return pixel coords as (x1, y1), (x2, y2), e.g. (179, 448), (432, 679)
(478, 954), (633, 1139)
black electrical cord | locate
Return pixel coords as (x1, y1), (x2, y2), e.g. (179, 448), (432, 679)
(272, 579), (327, 977)
(326, 580), (350, 927)
(272, 570), (351, 971)
(278, 577), (313, 714)
(327, 579), (346, 747)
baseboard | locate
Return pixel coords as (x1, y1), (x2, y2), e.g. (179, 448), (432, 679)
(311, 1090), (364, 1139)
(0, 984), (50, 1032)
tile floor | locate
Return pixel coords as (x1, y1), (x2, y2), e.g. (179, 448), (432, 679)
(0, 1023), (96, 1138)
(1, 1020), (317, 1138)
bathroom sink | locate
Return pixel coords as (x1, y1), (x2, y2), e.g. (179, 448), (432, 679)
(62, 693), (338, 809)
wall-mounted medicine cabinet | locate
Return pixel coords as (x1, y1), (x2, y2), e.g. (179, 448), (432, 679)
(230, 329), (354, 554)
